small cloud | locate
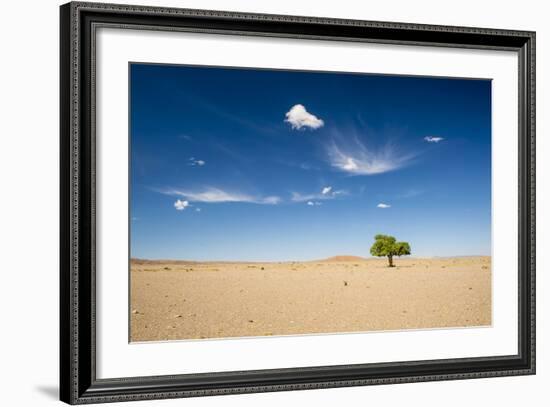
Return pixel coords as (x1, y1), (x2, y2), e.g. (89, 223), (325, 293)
(189, 157), (206, 166)
(322, 186), (332, 195)
(424, 136), (444, 143)
(174, 199), (190, 210)
(285, 104), (324, 130)
(180, 135), (192, 141)
(307, 201), (322, 206)
(377, 203), (391, 208)
(195, 208), (201, 212)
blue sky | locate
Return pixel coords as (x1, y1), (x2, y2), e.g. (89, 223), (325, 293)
(130, 63), (491, 261)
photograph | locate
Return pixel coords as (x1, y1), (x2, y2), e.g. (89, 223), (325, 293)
(129, 63), (492, 342)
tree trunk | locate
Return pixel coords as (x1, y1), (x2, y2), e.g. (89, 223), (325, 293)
(388, 255), (394, 267)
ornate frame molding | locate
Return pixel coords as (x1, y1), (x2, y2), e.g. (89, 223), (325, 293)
(60, 2), (535, 404)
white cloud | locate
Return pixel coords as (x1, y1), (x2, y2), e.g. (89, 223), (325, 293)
(307, 201), (322, 206)
(195, 208), (201, 212)
(174, 199), (190, 210)
(377, 203), (391, 208)
(327, 138), (416, 175)
(321, 186), (332, 195)
(285, 104), (324, 130)
(161, 187), (280, 205)
(189, 157), (206, 166)
(424, 136), (444, 143)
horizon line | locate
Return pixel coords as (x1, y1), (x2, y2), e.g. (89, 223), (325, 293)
(130, 254), (491, 263)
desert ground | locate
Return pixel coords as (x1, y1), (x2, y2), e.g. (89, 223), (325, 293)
(130, 256), (491, 342)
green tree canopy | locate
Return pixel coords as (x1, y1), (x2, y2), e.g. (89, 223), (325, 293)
(370, 234), (411, 267)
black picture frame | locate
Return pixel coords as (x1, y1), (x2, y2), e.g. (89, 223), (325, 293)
(60, 2), (536, 404)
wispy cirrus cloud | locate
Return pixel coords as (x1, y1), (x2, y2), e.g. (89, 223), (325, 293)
(285, 104), (324, 130)
(290, 192), (318, 202)
(326, 135), (417, 176)
(291, 186), (346, 203)
(160, 187), (281, 205)
(424, 136), (444, 143)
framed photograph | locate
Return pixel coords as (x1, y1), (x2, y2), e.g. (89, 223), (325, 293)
(60, 1), (535, 404)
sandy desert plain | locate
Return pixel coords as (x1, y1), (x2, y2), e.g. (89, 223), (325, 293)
(130, 256), (491, 342)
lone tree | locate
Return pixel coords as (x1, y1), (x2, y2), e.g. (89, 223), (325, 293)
(370, 234), (411, 267)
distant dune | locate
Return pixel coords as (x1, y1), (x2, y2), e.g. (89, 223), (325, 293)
(132, 256), (487, 264)
(319, 255), (368, 262)
(132, 255), (370, 265)
(131, 258), (198, 266)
